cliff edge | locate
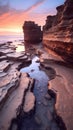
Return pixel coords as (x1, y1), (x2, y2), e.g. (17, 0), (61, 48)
(43, 0), (73, 63)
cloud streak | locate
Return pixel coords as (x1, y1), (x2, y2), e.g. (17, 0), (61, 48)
(0, 0), (55, 34)
(23, 0), (46, 13)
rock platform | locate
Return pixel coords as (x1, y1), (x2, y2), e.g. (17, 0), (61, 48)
(0, 42), (35, 130)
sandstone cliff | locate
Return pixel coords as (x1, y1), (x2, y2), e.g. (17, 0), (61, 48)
(43, 0), (73, 63)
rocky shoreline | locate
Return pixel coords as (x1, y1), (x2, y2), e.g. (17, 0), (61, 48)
(0, 41), (35, 130)
(0, 41), (73, 130)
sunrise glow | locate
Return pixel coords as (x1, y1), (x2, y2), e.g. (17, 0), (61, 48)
(0, 0), (65, 35)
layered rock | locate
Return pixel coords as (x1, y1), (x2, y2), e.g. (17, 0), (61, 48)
(39, 52), (73, 130)
(43, 0), (73, 63)
(0, 41), (35, 130)
(23, 21), (43, 43)
(0, 73), (35, 130)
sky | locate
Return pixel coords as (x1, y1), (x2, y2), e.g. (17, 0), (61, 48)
(0, 0), (65, 35)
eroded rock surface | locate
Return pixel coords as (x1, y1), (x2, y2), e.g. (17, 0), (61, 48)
(0, 73), (35, 130)
(0, 41), (35, 130)
(40, 51), (73, 130)
(43, 0), (73, 63)
(23, 21), (43, 43)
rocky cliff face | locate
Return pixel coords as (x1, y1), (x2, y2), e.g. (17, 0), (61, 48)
(23, 21), (43, 43)
(43, 0), (73, 63)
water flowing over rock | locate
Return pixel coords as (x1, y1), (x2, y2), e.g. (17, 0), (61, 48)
(23, 21), (43, 43)
(43, 0), (73, 63)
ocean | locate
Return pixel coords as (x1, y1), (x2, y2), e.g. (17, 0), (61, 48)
(0, 34), (24, 43)
(0, 34), (25, 52)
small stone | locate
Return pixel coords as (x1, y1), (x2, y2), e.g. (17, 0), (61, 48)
(38, 101), (41, 105)
(42, 98), (48, 106)
(35, 116), (41, 125)
(46, 126), (51, 130)
(36, 59), (40, 63)
(47, 110), (53, 121)
(45, 94), (51, 100)
(31, 69), (35, 72)
(26, 53), (30, 56)
(11, 123), (17, 130)
(40, 89), (43, 92)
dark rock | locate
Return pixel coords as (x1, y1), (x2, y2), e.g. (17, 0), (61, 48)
(23, 21), (43, 43)
(35, 115), (41, 125)
(31, 69), (35, 72)
(47, 110), (53, 121)
(42, 98), (48, 106)
(43, 15), (56, 31)
(45, 93), (51, 100)
(0, 56), (7, 61)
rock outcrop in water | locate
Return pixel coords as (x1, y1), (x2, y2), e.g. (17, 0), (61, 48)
(23, 21), (43, 43)
(43, 0), (73, 63)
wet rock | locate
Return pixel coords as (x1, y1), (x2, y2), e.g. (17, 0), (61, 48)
(26, 53), (30, 56)
(0, 48), (14, 55)
(11, 123), (17, 130)
(36, 59), (40, 63)
(7, 52), (25, 61)
(0, 73), (32, 130)
(31, 69), (35, 72)
(0, 72), (7, 78)
(25, 58), (31, 64)
(18, 55), (28, 61)
(0, 69), (20, 109)
(42, 98), (48, 106)
(23, 91), (35, 113)
(35, 115), (41, 125)
(45, 93), (51, 100)
(49, 76), (73, 130)
(40, 89), (43, 92)
(46, 126), (51, 130)
(0, 43), (6, 47)
(7, 41), (13, 44)
(38, 101), (41, 105)
(47, 110), (53, 121)
(0, 56), (7, 61)
(51, 121), (60, 130)
(36, 49), (43, 56)
(0, 60), (10, 72)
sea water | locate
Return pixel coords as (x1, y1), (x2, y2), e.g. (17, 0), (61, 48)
(0, 34), (23, 43)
